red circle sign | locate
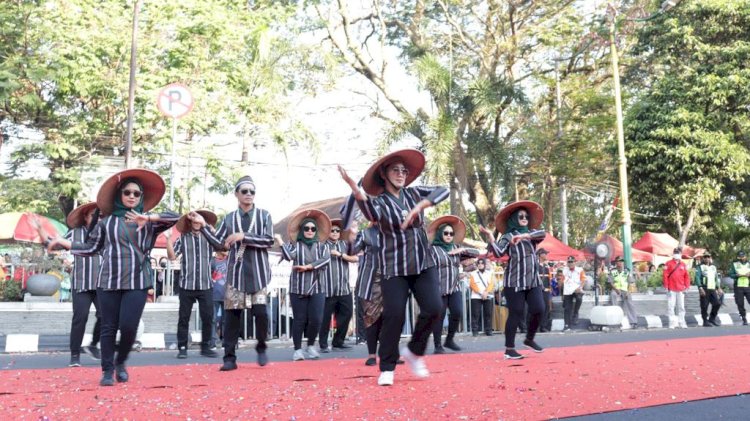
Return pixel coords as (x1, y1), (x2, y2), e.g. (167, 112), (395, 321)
(157, 83), (194, 119)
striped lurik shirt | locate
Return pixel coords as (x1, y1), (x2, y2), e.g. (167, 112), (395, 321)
(323, 239), (351, 297)
(64, 227), (101, 292)
(487, 229), (546, 291)
(71, 212), (179, 290)
(353, 227), (381, 301)
(431, 245), (461, 296)
(173, 232), (217, 290)
(356, 185), (449, 279)
(200, 206), (274, 294)
(281, 241), (330, 295)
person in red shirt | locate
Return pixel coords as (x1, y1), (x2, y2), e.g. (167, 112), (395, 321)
(663, 247), (691, 328)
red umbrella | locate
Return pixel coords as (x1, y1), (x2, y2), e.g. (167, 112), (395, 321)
(154, 227), (181, 248)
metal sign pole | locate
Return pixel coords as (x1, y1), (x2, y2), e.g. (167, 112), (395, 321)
(170, 117), (176, 209)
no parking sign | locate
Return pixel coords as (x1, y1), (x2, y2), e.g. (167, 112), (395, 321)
(157, 83), (194, 119)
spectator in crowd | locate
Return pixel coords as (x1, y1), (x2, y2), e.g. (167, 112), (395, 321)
(607, 257), (638, 329)
(663, 248), (690, 329)
(728, 250), (750, 326)
(695, 253), (722, 327)
(469, 257), (495, 336)
(536, 249), (553, 332)
(562, 256), (585, 331)
(210, 250), (228, 348)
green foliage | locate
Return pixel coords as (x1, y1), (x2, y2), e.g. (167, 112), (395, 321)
(0, 279), (22, 302)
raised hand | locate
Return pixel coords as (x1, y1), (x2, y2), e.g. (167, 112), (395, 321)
(187, 211), (206, 226)
(125, 211), (149, 231)
(223, 232), (244, 249)
(479, 225), (495, 243)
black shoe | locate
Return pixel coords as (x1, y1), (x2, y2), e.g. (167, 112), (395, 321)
(485, 331), (493, 336)
(504, 349), (524, 360)
(257, 350), (268, 367)
(703, 321), (712, 327)
(84, 345), (101, 360)
(539, 328), (549, 333)
(99, 371), (115, 386)
(220, 361), (238, 371)
(573, 317), (579, 325)
(472, 332), (479, 337)
(396, 359), (405, 365)
(332, 344), (352, 351)
(201, 348), (218, 358)
(365, 357), (377, 366)
(433, 345), (446, 354)
(744, 318), (748, 326)
(115, 364), (128, 383)
(518, 328), (527, 334)
(523, 339), (544, 353)
(444, 339), (461, 352)
(563, 325), (571, 332)
(177, 347), (188, 359)
(709, 319), (720, 327)
(320, 346), (331, 353)
(68, 355), (81, 367)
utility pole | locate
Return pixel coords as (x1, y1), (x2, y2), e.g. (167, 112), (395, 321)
(555, 60), (569, 245)
(124, 0), (141, 169)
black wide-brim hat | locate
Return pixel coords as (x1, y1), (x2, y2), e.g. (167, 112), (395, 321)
(362, 148), (425, 196)
(66, 202), (99, 229)
(288, 208), (331, 243)
(96, 168), (166, 216)
(494, 200), (544, 234)
(176, 210), (217, 233)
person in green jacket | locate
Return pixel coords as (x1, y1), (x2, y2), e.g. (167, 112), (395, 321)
(695, 253), (722, 327)
(728, 250), (750, 326)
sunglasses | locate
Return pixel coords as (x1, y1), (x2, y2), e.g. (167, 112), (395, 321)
(518, 213), (528, 220)
(239, 188), (255, 195)
(443, 231), (454, 236)
(303, 226), (317, 233)
(331, 228), (341, 233)
(121, 189), (142, 198)
(389, 166), (410, 176)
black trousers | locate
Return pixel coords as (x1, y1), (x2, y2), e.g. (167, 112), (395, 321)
(366, 315), (383, 355)
(98, 289), (147, 372)
(70, 289), (101, 355)
(563, 293), (583, 326)
(356, 297), (367, 343)
(177, 288), (213, 349)
(290, 293), (325, 350)
(700, 289), (721, 322)
(431, 291), (463, 346)
(379, 266), (442, 372)
(319, 293), (353, 348)
(734, 287), (750, 318)
(542, 290), (552, 331)
(470, 298), (494, 334)
(223, 306), (268, 363)
(504, 286), (544, 349)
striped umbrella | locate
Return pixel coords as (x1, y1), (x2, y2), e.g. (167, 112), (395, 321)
(0, 212), (68, 243)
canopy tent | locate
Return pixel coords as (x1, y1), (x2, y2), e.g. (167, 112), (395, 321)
(633, 231), (704, 258)
(537, 233), (585, 261)
(584, 234), (654, 263)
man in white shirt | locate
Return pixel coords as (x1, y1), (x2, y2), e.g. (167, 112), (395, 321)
(562, 256), (585, 331)
(469, 258), (495, 336)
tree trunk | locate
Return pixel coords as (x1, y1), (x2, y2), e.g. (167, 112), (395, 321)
(678, 207), (697, 248)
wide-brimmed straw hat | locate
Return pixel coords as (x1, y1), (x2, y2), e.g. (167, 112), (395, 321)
(66, 202), (99, 229)
(494, 200), (544, 234)
(176, 210), (217, 234)
(329, 218), (353, 242)
(287, 208), (331, 243)
(96, 168), (166, 216)
(362, 148), (425, 196)
(427, 215), (466, 243)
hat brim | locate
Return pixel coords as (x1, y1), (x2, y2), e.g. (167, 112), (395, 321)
(96, 169), (166, 216)
(176, 210), (217, 234)
(329, 218), (352, 242)
(426, 215), (466, 243)
(362, 149), (426, 196)
(494, 200), (544, 234)
(287, 209), (332, 243)
(66, 202), (99, 229)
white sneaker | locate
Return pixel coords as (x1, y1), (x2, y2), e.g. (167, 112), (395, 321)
(378, 371), (394, 386)
(400, 346), (429, 378)
(305, 346), (320, 360)
(292, 349), (305, 361)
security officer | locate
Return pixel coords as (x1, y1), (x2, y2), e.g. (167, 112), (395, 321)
(728, 251), (750, 326)
(695, 253), (722, 327)
(607, 257), (638, 328)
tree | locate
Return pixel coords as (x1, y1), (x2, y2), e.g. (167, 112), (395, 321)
(625, 0), (750, 246)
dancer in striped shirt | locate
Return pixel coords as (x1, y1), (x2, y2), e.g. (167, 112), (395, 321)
(427, 215), (468, 354)
(190, 176), (274, 370)
(49, 169), (178, 386)
(166, 210), (220, 359)
(280, 209), (331, 361)
(319, 218), (358, 352)
(339, 148), (448, 386)
(481, 201), (547, 360)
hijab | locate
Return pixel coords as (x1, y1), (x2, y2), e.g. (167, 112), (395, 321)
(505, 208), (530, 234)
(432, 223), (454, 252)
(112, 178), (144, 218)
(296, 217), (319, 246)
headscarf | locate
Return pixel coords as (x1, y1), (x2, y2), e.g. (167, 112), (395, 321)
(432, 223), (454, 252)
(296, 217), (319, 246)
(112, 178), (144, 218)
(505, 208), (529, 234)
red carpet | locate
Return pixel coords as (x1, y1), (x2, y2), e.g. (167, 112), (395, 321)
(1, 335), (749, 420)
